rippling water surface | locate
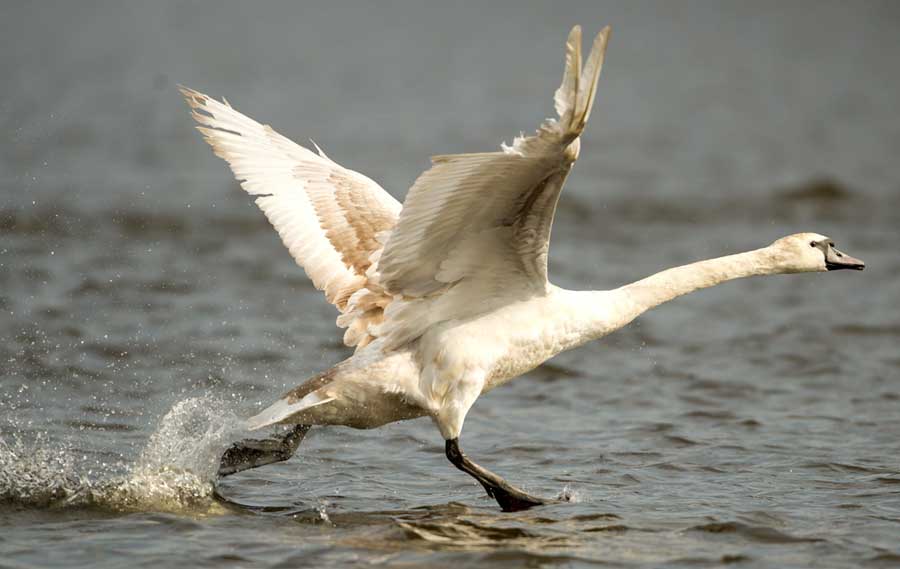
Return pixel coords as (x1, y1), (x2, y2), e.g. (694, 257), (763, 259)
(2, 2), (900, 567)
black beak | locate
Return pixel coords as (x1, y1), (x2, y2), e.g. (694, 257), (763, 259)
(825, 246), (865, 271)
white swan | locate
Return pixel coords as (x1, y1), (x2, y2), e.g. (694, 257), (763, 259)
(181, 25), (865, 511)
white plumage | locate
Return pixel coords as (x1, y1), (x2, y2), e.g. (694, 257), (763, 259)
(183, 25), (863, 510)
(183, 90), (400, 347)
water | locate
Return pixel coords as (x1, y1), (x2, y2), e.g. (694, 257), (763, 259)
(2, 2), (900, 567)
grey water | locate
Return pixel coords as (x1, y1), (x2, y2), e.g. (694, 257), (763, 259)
(2, 1), (899, 567)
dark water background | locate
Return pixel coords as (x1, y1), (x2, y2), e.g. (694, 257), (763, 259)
(2, 2), (899, 567)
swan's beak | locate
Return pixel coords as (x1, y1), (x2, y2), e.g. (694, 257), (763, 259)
(825, 246), (865, 271)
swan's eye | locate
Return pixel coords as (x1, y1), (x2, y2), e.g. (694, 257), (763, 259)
(809, 241), (816, 247)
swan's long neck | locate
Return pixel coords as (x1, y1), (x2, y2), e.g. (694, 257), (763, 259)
(561, 247), (783, 348)
(618, 247), (777, 315)
(540, 246), (792, 362)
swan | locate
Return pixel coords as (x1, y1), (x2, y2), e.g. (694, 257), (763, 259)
(181, 25), (865, 511)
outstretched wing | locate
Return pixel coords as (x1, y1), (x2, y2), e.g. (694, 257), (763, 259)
(181, 87), (400, 348)
(373, 26), (611, 347)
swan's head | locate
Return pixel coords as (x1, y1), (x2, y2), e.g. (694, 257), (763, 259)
(768, 233), (865, 273)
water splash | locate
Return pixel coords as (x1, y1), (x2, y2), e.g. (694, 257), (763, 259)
(556, 484), (584, 504)
(0, 432), (86, 507)
(0, 396), (246, 514)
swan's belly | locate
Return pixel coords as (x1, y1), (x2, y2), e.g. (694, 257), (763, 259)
(287, 350), (428, 429)
(308, 389), (427, 429)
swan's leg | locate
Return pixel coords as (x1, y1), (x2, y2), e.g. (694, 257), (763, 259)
(445, 438), (549, 512)
(218, 424), (310, 477)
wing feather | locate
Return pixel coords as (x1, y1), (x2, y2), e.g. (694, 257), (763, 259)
(377, 26), (610, 300)
(181, 24), (611, 352)
(371, 26), (611, 349)
(181, 87), (400, 347)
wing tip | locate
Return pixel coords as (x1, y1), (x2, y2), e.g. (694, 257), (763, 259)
(568, 24), (583, 43)
(179, 84), (208, 108)
(179, 84), (238, 119)
(576, 25), (611, 128)
(594, 25), (612, 57)
(555, 24), (612, 136)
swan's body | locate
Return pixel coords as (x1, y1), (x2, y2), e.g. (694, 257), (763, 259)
(251, 287), (633, 436)
(182, 25), (864, 510)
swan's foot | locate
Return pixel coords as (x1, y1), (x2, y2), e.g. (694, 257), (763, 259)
(445, 438), (554, 512)
(483, 481), (549, 512)
(218, 424), (310, 477)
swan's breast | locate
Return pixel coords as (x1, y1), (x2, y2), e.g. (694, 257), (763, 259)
(422, 291), (605, 393)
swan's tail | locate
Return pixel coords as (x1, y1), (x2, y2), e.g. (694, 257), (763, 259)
(553, 25), (611, 141)
(245, 391), (335, 431)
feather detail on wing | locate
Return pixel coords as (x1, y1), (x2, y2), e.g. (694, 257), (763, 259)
(372, 26), (611, 349)
(180, 87), (400, 348)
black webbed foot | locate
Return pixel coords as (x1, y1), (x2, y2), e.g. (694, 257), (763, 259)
(218, 424), (309, 477)
(445, 438), (554, 512)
